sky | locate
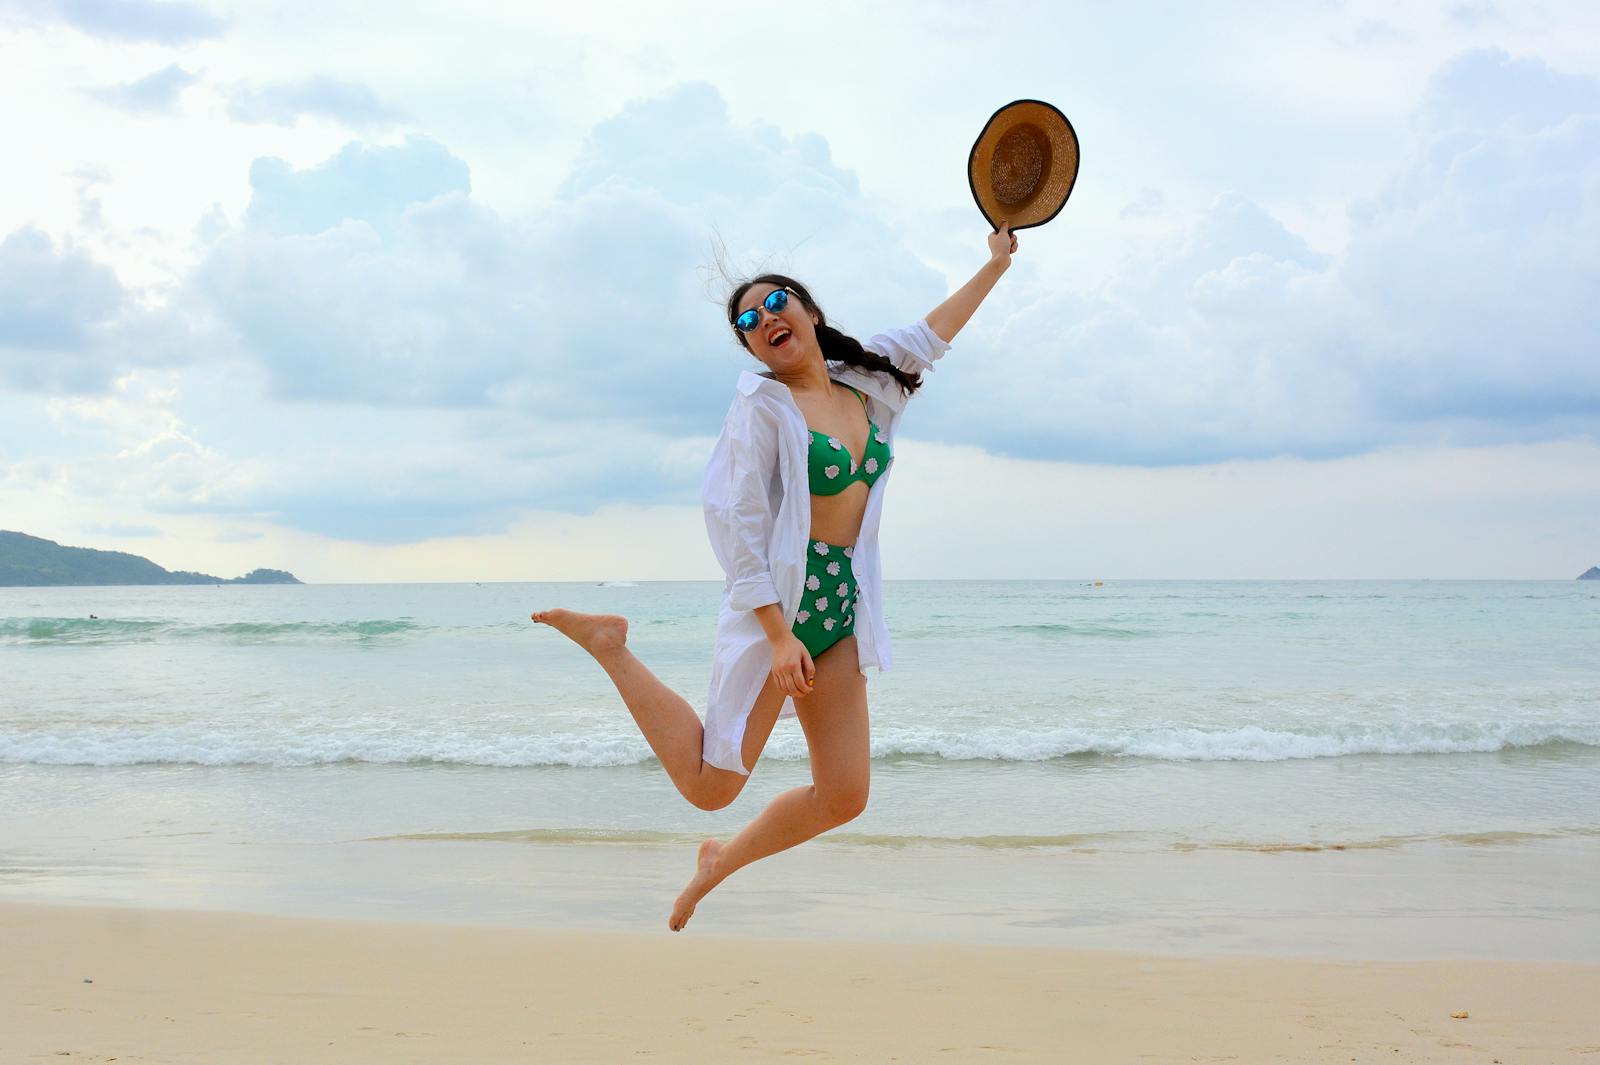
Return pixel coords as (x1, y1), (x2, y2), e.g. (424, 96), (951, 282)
(1, 0), (1597, 581)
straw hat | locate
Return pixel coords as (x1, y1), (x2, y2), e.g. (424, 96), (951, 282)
(968, 99), (1079, 231)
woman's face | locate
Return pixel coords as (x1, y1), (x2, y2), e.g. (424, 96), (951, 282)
(734, 283), (820, 372)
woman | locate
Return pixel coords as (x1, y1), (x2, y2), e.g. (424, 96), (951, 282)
(533, 222), (1018, 931)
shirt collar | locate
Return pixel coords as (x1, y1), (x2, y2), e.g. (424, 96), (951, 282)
(735, 370), (776, 397)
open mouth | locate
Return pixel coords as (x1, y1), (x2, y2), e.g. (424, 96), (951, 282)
(767, 327), (792, 349)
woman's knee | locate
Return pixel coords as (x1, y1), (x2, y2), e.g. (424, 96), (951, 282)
(687, 768), (745, 811)
(817, 781), (869, 825)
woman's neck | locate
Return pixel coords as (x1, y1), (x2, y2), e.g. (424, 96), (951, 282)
(771, 356), (834, 398)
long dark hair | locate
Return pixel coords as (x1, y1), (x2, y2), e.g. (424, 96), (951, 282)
(726, 274), (922, 397)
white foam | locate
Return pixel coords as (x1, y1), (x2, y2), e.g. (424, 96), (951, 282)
(2, 720), (1595, 768)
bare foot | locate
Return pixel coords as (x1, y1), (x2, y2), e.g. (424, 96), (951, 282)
(669, 839), (723, 932)
(529, 608), (628, 657)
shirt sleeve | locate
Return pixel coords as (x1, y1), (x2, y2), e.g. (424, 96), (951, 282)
(701, 396), (782, 612)
(862, 318), (952, 376)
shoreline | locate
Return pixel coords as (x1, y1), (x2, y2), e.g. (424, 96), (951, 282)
(5, 900), (1596, 1063)
(6, 814), (1598, 963)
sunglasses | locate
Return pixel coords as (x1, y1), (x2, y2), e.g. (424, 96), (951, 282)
(734, 288), (792, 334)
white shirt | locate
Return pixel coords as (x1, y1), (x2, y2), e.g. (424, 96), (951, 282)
(699, 319), (951, 774)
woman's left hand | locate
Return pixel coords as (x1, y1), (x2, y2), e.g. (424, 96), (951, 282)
(988, 221), (1018, 266)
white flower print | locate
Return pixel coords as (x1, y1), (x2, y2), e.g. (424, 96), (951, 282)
(836, 582), (849, 598)
(826, 560), (840, 577)
(864, 457), (878, 474)
(843, 546), (853, 558)
(827, 437), (841, 450)
(822, 617), (835, 631)
(815, 597), (829, 612)
(875, 430), (887, 444)
(806, 574), (821, 591)
(814, 541), (828, 555)
(796, 610), (811, 625)
(824, 464), (840, 479)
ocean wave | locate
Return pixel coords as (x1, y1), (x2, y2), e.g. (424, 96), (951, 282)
(865, 722), (1600, 763)
(2, 720), (1597, 768)
(0, 616), (429, 645)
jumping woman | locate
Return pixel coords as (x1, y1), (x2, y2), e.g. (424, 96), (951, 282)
(532, 222), (1018, 931)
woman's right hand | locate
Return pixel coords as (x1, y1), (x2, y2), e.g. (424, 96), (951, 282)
(769, 632), (816, 699)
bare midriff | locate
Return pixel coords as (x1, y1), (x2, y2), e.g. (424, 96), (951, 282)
(808, 484), (870, 548)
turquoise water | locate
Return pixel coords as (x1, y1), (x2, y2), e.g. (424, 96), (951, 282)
(3, 580), (1598, 957)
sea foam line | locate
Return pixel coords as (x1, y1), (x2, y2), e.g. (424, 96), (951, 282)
(0, 616), (431, 644)
(2, 720), (1596, 767)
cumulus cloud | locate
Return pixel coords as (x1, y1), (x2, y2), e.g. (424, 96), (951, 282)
(3, 0), (223, 42)
(0, 228), (126, 392)
(9, 54), (1597, 546)
(41, 370), (261, 511)
(226, 76), (405, 130)
(196, 83), (943, 437)
(0, 227), (210, 394)
(70, 81), (943, 539)
(90, 63), (197, 113)
(918, 48), (1600, 464)
(240, 135), (469, 237)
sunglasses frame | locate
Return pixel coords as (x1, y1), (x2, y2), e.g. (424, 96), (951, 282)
(734, 287), (793, 335)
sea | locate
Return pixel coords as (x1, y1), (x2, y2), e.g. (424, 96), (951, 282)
(3, 579), (1598, 960)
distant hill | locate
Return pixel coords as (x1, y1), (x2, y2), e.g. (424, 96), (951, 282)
(1581, 566), (1600, 581)
(0, 531), (302, 586)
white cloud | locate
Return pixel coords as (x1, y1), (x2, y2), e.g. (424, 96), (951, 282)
(4, 5), (1600, 577)
(192, 83), (943, 441)
(2, 0), (224, 43)
(89, 63), (196, 113)
(225, 76), (405, 130)
(41, 369), (261, 510)
(0, 227), (127, 392)
(917, 49), (1600, 463)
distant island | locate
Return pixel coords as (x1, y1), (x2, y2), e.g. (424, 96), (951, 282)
(0, 531), (302, 586)
(1581, 566), (1600, 581)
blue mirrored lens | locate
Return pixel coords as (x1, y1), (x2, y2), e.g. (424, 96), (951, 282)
(735, 309), (760, 333)
(764, 288), (788, 314)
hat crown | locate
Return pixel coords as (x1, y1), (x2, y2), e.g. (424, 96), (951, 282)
(991, 124), (1051, 207)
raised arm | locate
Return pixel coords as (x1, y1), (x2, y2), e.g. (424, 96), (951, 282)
(923, 222), (1018, 344)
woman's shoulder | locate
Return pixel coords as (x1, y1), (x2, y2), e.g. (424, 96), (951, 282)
(720, 373), (790, 431)
(734, 369), (781, 396)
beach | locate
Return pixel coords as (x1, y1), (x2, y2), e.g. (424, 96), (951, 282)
(6, 901), (1597, 1063)
(4, 579), (1598, 1058)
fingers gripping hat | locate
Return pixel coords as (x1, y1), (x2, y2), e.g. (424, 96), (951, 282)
(968, 99), (1079, 231)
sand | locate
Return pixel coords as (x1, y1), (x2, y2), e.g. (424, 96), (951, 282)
(3, 901), (1596, 1063)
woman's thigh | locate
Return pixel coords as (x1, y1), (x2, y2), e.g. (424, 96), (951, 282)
(792, 636), (870, 801)
(701, 637), (868, 807)
(736, 674), (790, 777)
(689, 674), (790, 810)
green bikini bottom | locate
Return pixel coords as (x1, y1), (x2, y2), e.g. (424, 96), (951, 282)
(792, 539), (859, 659)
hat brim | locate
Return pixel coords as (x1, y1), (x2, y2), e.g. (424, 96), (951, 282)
(968, 99), (1079, 232)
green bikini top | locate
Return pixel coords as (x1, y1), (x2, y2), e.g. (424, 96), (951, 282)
(808, 384), (891, 496)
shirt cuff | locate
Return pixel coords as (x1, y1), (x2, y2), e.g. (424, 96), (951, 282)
(729, 573), (781, 613)
(915, 317), (953, 356)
